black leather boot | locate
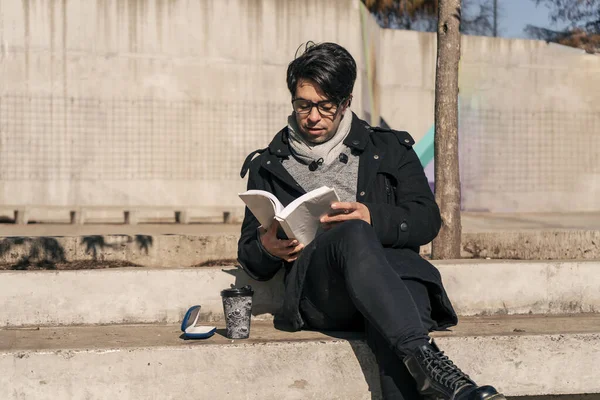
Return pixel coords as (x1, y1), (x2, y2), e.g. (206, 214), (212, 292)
(403, 340), (506, 400)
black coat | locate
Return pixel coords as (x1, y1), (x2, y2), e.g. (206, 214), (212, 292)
(238, 113), (458, 330)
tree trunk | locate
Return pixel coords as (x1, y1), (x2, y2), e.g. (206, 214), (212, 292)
(493, 0), (498, 37)
(431, 0), (462, 259)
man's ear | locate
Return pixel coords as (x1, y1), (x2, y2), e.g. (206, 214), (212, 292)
(340, 95), (353, 117)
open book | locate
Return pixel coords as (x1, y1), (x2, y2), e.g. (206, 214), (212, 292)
(239, 186), (340, 246)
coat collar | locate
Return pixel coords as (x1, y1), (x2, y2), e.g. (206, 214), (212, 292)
(261, 113), (380, 200)
(267, 128), (291, 157)
(267, 112), (371, 158)
(262, 128), (302, 194)
(343, 112), (371, 152)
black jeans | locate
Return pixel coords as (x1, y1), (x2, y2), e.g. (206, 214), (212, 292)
(298, 220), (436, 400)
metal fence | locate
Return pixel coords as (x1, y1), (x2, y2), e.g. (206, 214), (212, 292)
(459, 106), (600, 195)
(0, 95), (290, 182)
(1, 94), (599, 211)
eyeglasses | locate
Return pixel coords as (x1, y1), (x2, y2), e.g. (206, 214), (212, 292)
(292, 98), (342, 117)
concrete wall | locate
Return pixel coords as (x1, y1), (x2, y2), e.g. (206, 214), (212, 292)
(0, 0), (365, 210)
(1, 0), (599, 214)
(458, 37), (600, 212)
(376, 30), (600, 212)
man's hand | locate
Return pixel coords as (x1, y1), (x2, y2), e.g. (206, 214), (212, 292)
(320, 202), (371, 230)
(259, 220), (304, 262)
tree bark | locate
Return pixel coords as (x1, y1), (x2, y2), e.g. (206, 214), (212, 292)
(431, 0), (462, 259)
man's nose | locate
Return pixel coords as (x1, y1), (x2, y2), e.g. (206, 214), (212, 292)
(307, 106), (321, 123)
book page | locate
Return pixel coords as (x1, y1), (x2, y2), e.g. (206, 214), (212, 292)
(275, 186), (340, 245)
(238, 190), (284, 229)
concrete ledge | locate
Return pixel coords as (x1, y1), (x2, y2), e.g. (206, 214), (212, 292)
(0, 234), (239, 269)
(1, 315), (599, 399)
(0, 265), (282, 327)
(436, 259), (600, 316)
(1, 230), (599, 271)
(2, 324), (378, 400)
(460, 230), (600, 260)
(0, 206), (245, 225)
(1, 260), (599, 327)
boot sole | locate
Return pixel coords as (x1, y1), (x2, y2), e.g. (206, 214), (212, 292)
(445, 393), (507, 400)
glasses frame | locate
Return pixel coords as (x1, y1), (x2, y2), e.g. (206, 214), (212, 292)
(291, 97), (348, 117)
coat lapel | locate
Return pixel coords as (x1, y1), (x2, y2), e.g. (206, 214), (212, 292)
(261, 154), (306, 195)
(344, 114), (384, 201)
(261, 114), (389, 199)
(261, 128), (306, 195)
(358, 141), (385, 200)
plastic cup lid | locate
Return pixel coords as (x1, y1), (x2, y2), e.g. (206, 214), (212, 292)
(221, 285), (254, 297)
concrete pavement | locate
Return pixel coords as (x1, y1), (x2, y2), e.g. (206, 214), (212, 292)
(1, 315), (599, 399)
(2, 260), (600, 327)
(1, 214), (599, 398)
(1, 212), (599, 236)
(1, 213), (599, 268)
(0, 212), (600, 236)
(2, 257), (599, 398)
(460, 212), (600, 233)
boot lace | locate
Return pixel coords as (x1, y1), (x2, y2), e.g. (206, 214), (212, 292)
(423, 347), (473, 393)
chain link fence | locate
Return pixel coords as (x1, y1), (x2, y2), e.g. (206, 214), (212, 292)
(1, 94), (599, 211)
(0, 95), (290, 182)
(459, 105), (600, 197)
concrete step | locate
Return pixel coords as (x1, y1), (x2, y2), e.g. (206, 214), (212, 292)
(1, 314), (599, 399)
(0, 206), (243, 225)
(0, 233), (240, 269)
(1, 230), (599, 271)
(2, 260), (599, 327)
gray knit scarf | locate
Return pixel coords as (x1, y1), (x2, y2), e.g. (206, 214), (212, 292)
(286, 110), (353, 166)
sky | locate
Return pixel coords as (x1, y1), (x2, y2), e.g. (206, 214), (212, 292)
(500, 0), (568, 39)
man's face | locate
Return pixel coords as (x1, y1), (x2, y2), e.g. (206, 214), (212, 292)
(293, 79), (349, 144)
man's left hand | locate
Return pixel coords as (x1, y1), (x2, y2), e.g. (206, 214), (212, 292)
(320, 202), (371, 229)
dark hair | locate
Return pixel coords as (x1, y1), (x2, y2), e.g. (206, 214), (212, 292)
(286, 42), (357, 105)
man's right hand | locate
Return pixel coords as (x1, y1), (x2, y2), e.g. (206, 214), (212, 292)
(259, 220), (304, 262)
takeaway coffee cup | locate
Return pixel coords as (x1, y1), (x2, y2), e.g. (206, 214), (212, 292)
(221, 285), (254, 339)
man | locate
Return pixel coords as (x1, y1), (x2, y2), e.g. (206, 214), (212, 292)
(238, 42), (504, 400)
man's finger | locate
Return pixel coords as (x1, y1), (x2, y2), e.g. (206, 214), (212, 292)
(330, 202), (356, 211)
(321, 212), (358, 224)
(280, 243), (304, 262)
(325, 202), (357, 219)
(287, 243), (304, 255)
(274, 238), (298, 249)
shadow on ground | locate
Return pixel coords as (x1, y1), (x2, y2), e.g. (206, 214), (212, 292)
(81, 235), (153, 258)
(0, 235), (152, 270)
(0, 237), (66, 270)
